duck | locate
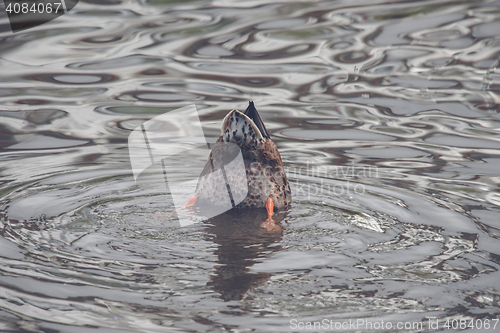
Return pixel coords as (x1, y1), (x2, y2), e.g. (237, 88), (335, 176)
(183, 101), (291, 231)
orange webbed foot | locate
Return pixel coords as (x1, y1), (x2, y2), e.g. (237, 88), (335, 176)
(260, 198), (281, 232)
(155, 196), (197, 218)
(182, 196), (197, 209)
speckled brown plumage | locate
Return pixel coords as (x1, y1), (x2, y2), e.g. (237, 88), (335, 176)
(195, 102), (291, 212)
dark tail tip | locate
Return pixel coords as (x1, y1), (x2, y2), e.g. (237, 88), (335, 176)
(244, 101), (270, 139)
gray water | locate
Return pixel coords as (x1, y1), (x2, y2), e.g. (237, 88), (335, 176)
(1, 0), (500, 332)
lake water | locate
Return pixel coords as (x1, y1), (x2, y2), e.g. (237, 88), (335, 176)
(1, 0), (500, 332)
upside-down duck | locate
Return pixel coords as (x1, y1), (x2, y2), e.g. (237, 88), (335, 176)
(183, 102), (291, 231)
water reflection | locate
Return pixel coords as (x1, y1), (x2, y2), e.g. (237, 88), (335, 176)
(205, 210), (285, 301)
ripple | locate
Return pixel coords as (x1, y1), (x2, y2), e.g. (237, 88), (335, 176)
(280, 129), (395, 141)
(256, 18), (308, 30)
(13, 99), (51, 105)
(196, 45), (235, 56)
(68, 55), (165, 70)
(335, 51), (370, 63)
(381, 76), (461, 89)
(1, 0), (500, 331)
(116, 91), (199, 102)
(6, 135), (89, 150)
(0, 109), (67, 125)
(425, 134), (500, 149)
(349, 146), (430, 159)
(53, 75), (108, 84)
(73, 9), (138, 17)
(81, 35), (124, 43)
(233, 77), (278, 87)
(372, 12), (465, 46)
(416, 29), (463, 41)
(95, 105), (171, 115)
(29, 73), (118, 85)
(472, 20), (500, 38)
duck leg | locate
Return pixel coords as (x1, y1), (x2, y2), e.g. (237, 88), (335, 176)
(266, 197), (274, 220)
(182, 195), (197, 209)
(260, 198), (282, 232)
(154, 195), (197, 218)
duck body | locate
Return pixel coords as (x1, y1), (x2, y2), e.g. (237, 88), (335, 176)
(194, 102), (291, 217)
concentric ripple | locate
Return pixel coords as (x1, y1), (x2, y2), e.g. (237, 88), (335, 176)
(0, 0), (500, 331)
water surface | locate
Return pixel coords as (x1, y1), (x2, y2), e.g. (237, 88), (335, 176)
(1, 0), (500, 332)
